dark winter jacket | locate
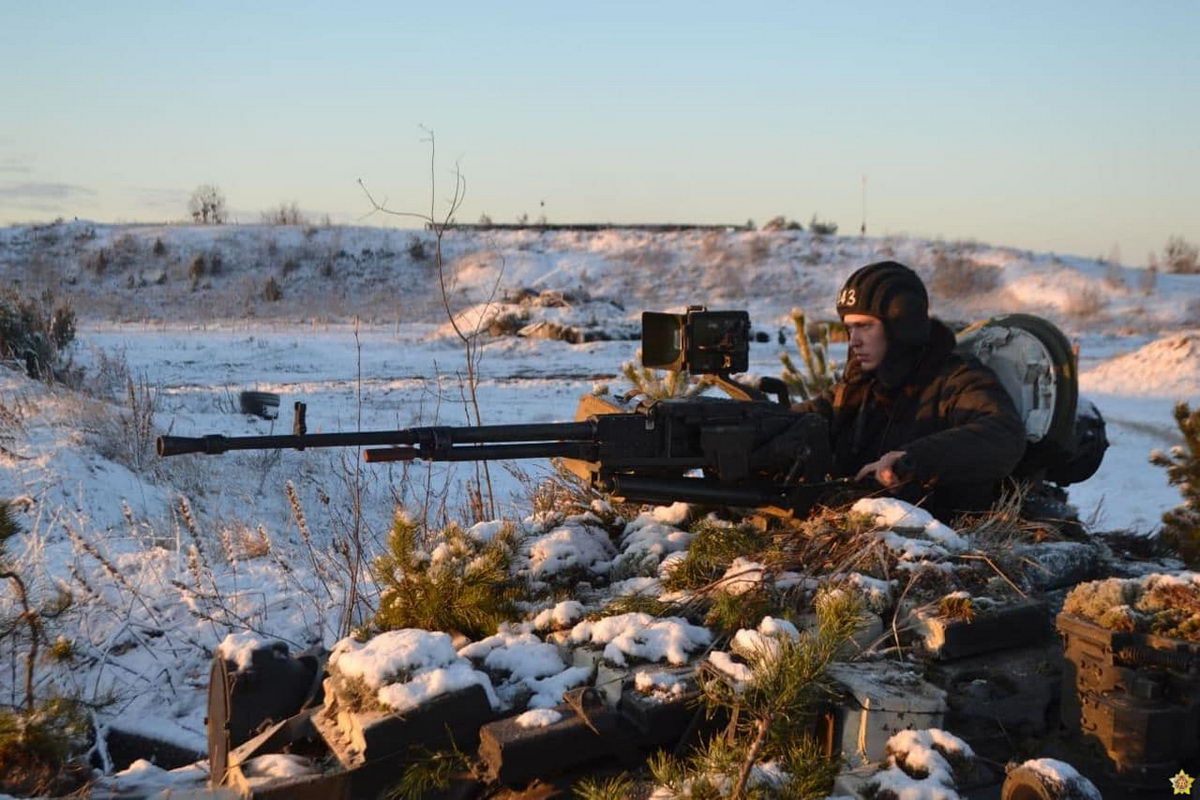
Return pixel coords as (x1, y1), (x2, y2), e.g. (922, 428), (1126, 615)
(795, 319), (1026, 518)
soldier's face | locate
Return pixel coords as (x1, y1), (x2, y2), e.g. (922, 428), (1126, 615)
(843, 314), (887, 372)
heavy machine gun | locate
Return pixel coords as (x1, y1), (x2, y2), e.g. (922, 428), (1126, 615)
(157, 308), (839, 516)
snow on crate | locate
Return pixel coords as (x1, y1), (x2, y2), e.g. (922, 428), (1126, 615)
(458, 627), (589, 710)
(514, 708), (563, 728)
(1013, 758), (1102, 800)
(241, 753), (320, 786)
(852, 498), (967, 552)
(569, 612), (712, 666)
(1063, 571), (1200, 641)
(329, 629), (498, 713)
(634, 669), (690, 698)
(216, 631), (288, 671)
(524, 666), (593, 709)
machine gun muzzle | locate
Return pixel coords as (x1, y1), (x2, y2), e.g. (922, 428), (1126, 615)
(156, 421), (600, 461)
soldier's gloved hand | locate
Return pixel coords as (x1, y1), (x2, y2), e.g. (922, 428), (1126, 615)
(855, 450), (911, 488)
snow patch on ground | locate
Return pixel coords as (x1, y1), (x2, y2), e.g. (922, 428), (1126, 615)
(1080, 331), (1200, 398)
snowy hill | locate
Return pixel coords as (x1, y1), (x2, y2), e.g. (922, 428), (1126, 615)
(0, 220), (1198, 792)
(2, 220), (1196, 334)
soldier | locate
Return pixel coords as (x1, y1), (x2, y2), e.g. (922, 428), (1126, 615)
(795, 261), (1026, 519)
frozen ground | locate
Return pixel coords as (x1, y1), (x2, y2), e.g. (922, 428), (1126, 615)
(0, 221), (1198, 790)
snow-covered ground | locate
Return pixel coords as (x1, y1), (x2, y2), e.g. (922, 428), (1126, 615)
(1, 221), (1198, 789)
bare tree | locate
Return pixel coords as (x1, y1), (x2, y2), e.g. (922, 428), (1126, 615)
(188, 184), (227, 224)
(359, 127), (504, 521)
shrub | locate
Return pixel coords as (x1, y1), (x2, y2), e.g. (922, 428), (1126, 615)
(111, 233), (139, 266)
(1151, 402), (1200, 566)
(763, 215), (802, 232)
(208, 250), (223, 275)
(0, 700), (89, 797)
(0, 290), (76, 379)
(1164, 235), (1200, 274)
(187, 254), (206, 283)
(152, 237), (166, 256)
(262, 276), (283, 302)
(372, 515), (526, 638)
(0, 503), (86, 796)
(260, 201), (308, 226)
(808, 213), (838, 235)
(407, 235), (428, 262)
(281, 257), (300, 275)
(647, 592), (860, 800)
(929, 250), (1000, 298)
(85, 248), (109, 275)
(779, 309), (840, 402)
(1065, 285), (1105, 319)
(620, 349), (713, 400)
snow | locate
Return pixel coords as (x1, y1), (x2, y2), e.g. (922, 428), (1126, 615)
(617, 514), (692, 567)
(1019, 758), (1102, 800)
(852, 498), (967, 551)
(524, 665), (592, 709)
(330, 629), (499, 713)
(867, 728), (975, 800)
(707, 650), (755, 684)
(716, 557), (769, 595)
(634, 669), (689, 697)
(329, 629), (460, 689)
(376, 659), (498, 713)
(524, 519), (615, 580)
(569, 612), (712, 666)
(216, 631), (286, 671)
(481, 638), (565, 680)
(1080, 332), (1200, 398)
(466, 520), (508, 543)
(514, 708), (562, 728)
(95, 759), (208, 795)
(532, 600), (585, 630)
(844, 572), (897, 612)
(242, 753), (319, 784)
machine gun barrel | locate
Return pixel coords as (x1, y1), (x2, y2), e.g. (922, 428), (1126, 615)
(157, 421), (598, 458)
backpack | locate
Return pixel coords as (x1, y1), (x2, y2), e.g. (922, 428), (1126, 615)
(955, 313), (1107, 485)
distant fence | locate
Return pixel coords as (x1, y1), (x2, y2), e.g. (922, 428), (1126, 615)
(435, 222), (754, 233)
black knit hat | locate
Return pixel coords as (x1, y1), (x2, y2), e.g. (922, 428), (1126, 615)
(836, 261), (931, 344)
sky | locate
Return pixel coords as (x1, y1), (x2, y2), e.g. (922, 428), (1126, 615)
(1, 1), (1197, 265)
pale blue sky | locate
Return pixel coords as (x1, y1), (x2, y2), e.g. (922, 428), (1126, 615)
(2, 1), (1196, 263)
